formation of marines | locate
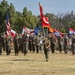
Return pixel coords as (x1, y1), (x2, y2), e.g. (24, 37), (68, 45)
(0, 32), (75, 62)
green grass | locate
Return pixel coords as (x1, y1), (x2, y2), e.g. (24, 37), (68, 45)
(0, 51), (75, 75)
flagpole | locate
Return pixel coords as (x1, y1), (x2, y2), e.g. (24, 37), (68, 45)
(43, 27), (45, 37)
(39, 2), (40, 6)
(46, 27), (49, 37)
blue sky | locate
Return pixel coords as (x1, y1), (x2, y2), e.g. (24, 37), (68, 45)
(1, 0), (75, 16)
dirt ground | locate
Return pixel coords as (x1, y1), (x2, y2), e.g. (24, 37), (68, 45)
(0, 51), (75, 75)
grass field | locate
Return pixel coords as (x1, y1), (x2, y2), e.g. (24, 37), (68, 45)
(0, 50), (75, 75)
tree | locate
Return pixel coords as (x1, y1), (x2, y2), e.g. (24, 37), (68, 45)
(0, 0), (9, 32)
(22, 7), (38, 29)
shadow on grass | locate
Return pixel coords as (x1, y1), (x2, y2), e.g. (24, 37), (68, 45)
(0, 71), (12, 74)
(12, 59), (35, 62)
(11, 59), (45, 62)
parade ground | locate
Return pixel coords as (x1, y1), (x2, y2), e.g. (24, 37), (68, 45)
(0, 51), (75, 75)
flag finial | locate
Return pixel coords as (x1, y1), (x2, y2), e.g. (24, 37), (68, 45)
(38, 2), (40, 5)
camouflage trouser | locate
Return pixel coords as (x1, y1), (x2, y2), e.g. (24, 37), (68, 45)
(14, 44), (19, 55)
(36, 44), (41, 53)
(0, 44), (2, 55)
(66, 45), (71, 51)
(71, 45), (75, 55)
(63, 45), (67, 54)
(6, 45), (11, 55)
(23, 42), (28, 55)
(40, 44), (44, 51)
(33, 44), (36, 52)
(26, 42), (28, 52)
(45, 50), (50, 60)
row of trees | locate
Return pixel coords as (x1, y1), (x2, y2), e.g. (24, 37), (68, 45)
(0, 0), (75, 33)
(0, 0), (38, 33)
(45, 11), (75, 33)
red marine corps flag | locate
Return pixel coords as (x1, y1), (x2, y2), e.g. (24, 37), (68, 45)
(39, 3), (53, 32)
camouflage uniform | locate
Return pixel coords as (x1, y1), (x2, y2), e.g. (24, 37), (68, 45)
(57, 37), (62, 53)
(14, 35), (19, 56)
(39, 35), (44, 51)
(29, 36), (33, 52)
(0, 34), (3, 55)
(22, 33), (28, 55)
(5, 36), (11, 55)
(50, 37), (55, 54)
(32, 35), (36, 53)
(44, 37), (50, 62)
(71, 35), (75, 55)
(18, 35), (22, 52)
(36, 35), (40, 53)
(63, 36), (68, 54)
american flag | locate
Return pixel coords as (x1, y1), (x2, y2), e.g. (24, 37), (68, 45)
(6, 13), (11, 36)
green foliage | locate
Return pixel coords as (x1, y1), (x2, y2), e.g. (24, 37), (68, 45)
(22, 7), (37, 29)
(0, 0), (8, 32)
(60, 28), (66, 33)
(69, 20), (75, 28)
(0, 0), (38, 33)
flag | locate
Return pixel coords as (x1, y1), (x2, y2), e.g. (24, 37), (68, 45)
(69, 28), (75, 36)
(10, 29), (16, 38)
(22, 27), (29, 36)
(39, 3), (53, 32)
(34, 27), (41, 35)
(6, 13), (11, 36)
(22, 27), (34, 36)
(48, 26), (53, 33)
(53, 28), (64, 38)
(26, 27), (35, 34)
